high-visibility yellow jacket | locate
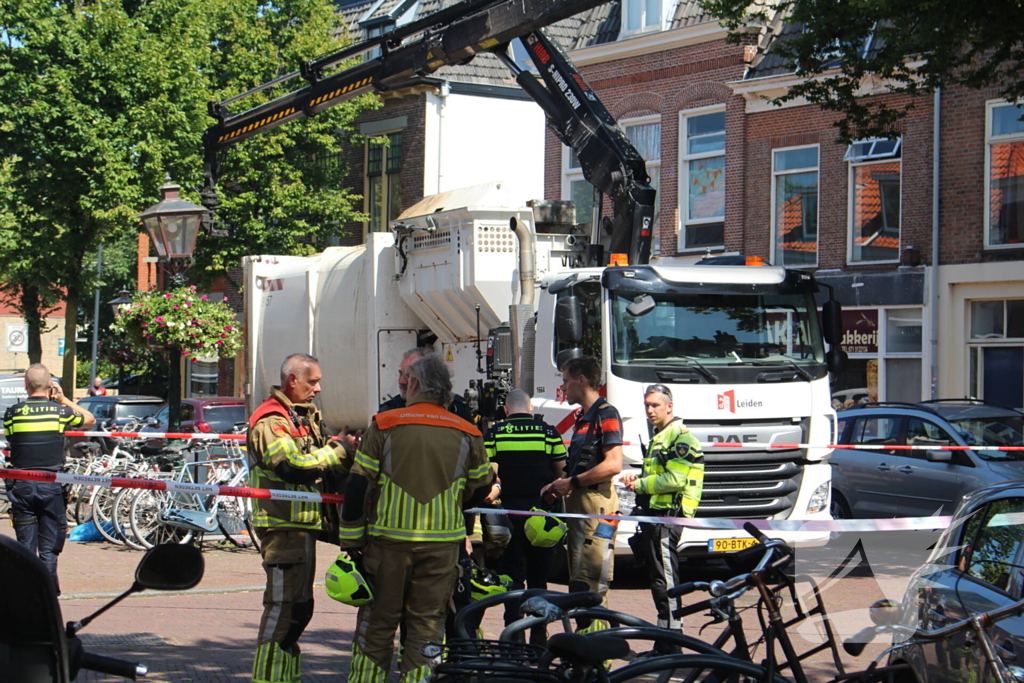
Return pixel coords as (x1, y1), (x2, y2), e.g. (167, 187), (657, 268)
(635, 418), (705, 517)
(340, 395), (490, 546)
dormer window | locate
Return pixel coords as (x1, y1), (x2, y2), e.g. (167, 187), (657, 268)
(623, 0), (663, 35)
(364, 21), (395, 61)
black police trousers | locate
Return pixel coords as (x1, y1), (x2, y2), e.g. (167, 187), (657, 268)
(498, 514), (555, 645)
(7, 479), (67, 595)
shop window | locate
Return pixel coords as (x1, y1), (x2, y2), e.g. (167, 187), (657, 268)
(679, 108), (725, 251)
(986, 102), (1024, 248)
(831, 307), (924, 408)
(366, 131), (403, 232)
(188, 359), (219, 397)
(772, 146), (819, 268)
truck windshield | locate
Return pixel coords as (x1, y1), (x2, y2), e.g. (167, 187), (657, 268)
(610, 291), (825, 366)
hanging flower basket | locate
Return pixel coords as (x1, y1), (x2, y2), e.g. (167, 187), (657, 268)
(112, 286), (242, 362)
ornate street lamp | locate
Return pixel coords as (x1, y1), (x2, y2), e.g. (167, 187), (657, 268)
(138, 177), (205, 287)
(138, 177), (206, 434)
(107, 290), (133, 319)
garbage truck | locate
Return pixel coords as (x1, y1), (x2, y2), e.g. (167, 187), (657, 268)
(208, 0), (846, 555)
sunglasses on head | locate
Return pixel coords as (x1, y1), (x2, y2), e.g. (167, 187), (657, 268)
(645, 384), (673, 399)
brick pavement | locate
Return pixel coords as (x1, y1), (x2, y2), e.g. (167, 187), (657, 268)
(0, 519), (940, 683)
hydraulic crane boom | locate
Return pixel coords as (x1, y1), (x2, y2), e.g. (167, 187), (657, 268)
(202, 0), (656, 264)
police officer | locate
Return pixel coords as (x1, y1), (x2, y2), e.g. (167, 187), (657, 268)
(341, 353), (492, 683)
(541, 356), (622, 611)
(485, 388), (566, 644)
(378, 347), (473, 421)
(249, 353), (351, 683)
(621, 384), (705, 631)
(3, 364), (95, 594)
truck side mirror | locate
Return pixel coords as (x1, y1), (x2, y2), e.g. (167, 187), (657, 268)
(821, 300), (843, 346)
(827, 348), (848, 375)
(555, 295), (585, 345)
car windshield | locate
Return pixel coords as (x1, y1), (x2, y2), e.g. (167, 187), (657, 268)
(115, 403), (162, 420)
(610, 290), (825, 365)
(203, 405), (246, 433)
(948, 415), (1024, 460)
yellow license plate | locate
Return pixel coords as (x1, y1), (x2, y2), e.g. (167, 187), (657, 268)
(708, 537), (760, 552)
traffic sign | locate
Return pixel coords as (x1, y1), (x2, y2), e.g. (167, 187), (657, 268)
(6, 324), (28, 353)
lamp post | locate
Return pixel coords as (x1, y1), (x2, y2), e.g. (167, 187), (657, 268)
(137, 178), (206, 434)
(107, 290), (134, 392)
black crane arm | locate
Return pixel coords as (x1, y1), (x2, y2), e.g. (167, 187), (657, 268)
(202, 0), (656, 264)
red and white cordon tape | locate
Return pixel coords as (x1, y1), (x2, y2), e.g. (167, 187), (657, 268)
(24, 430), (1024, 451)
(0, 468), (343, 505)
(0, 468), (952, 532)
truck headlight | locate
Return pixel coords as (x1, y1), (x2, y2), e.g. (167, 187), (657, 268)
(807, 482), (830, 515)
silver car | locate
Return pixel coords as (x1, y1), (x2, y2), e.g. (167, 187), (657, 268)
(830, 399), (1024, 519)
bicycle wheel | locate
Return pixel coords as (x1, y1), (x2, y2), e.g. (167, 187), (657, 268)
(114, 489), (149, 551)
(93, 486), (125, 545)
(216, 494), (255, 549)
(129, 489), (194, 549)
(75, 484), (99, 525)
(609, 654), (790, 683)
(245, 508), (262, 553)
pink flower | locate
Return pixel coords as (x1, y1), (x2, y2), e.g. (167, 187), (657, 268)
(216, 340), (223, 346)
(173, 305), (180, 310)
(222, 297), (229, 302)
(201, 295), (209, 301)
(183, 303), (190, 308)
(182, 351), (191, 356)
(224, 325), (232, 332)
(155, 316), (164, 322)
(164, 293), (172, 299)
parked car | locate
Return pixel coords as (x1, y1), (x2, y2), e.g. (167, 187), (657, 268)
(144, 396), (246, 436)
(830, 399), (1024, 520)
(891, 479), (1024, 683)
(70, 395), (165, 451)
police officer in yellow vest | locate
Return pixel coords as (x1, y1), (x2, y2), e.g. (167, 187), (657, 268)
(621, 384), (705, 631)
(249, 354), (352, 683)
(340, 353), (492, 683)
(4, 364), (95, 595)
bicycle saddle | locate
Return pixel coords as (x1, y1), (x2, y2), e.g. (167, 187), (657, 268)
(546, 633), (630, 665)
(72, 442), (102, 454)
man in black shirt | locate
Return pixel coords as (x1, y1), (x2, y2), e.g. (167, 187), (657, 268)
(485, 389), (566, 643)
(541, 356), (623, 610)
(378, 347), (473, 421)
(4, 364), (94, 593)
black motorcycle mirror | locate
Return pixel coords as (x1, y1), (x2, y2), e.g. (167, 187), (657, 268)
(66, 544), (204, 636)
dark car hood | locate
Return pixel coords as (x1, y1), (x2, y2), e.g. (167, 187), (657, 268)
(984, 458), (1024, 479)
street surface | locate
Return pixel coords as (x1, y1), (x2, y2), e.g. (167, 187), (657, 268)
(0, 520), (942, 682)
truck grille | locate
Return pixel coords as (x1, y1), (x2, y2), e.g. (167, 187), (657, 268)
(689, 418), (809, 519)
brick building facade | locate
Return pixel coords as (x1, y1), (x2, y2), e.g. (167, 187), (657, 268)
(543, 1), (1024, 408)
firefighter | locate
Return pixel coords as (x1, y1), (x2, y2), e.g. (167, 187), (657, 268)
(249, 353), (352, 683)
(340, 353), (492, 683)
(4, 364), (95, 595)
(621, 384), (705, 631)
(485, 388), (566, 644)
(541, 356), (623, 612)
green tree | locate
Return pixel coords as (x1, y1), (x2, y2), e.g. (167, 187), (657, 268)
(0, 0), (375, 393)
(699, 0), (1024, 141)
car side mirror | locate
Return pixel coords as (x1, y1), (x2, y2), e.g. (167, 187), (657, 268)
(926, 449), (953, 463)
(146, 417), (160, 427)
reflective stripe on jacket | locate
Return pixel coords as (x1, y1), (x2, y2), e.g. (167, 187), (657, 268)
(247, 388), (346, 530)
(635, 418), (705, 516)
(341, 395), (490, 544)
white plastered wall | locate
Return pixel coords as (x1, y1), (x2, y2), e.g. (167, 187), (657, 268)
(423, 90), (545, 204)
(935, 261), (1024, 397)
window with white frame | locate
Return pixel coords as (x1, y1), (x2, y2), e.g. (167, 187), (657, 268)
(847, 138), (901, 263)
(564, 148), (595, 229)
(366, 131), (403, 232)
(969, 298), (1024, 409)
(772, 146), (819, 267)
(624, 117), (661, 232)
(679, 108), (725, 251)
(563, 117), (661, 234)
(623, 0), (663, 34)
(986, 102), (1024, 248)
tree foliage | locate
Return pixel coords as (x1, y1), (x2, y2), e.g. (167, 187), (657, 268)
(0, 0), (376, 391)
(699, 0), (1024, 141)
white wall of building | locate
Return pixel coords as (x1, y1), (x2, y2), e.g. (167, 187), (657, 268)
(423, 90), (545, 205)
